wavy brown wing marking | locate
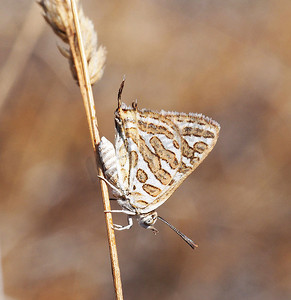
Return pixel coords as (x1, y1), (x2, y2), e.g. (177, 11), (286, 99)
(138, 120), (174, 139)
(129, 191), (150, 208)
(142, 184), (162, 197)
(136, 199), (150, 207)
(149, 136), (179, 169)
(181, 126), (215, 139)
(136, 168), (148, 183)
(193, 141), (208, 154)
(130, 150), (138, 168)
(173, 139), (180, 149)
(154, 168), (172, 185)
(118, 142), (128, 167)
(120, 168), (128, 185)
(181, 138), (194, 158)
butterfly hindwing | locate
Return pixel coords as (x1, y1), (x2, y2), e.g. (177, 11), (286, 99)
(114, 103), (220, 213)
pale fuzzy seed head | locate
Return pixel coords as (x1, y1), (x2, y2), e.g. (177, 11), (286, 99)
(88, 45), (107, 83)
(39, 0), (106, 84)
(38, 0), (73, 42)
(79, 9), (96, 59)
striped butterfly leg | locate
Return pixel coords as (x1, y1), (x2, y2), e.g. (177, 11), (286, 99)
(113, 216), (134, 231)
(104, 210), (135, 230)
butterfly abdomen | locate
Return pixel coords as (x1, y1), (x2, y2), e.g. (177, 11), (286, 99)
(98, 137), (119, 187)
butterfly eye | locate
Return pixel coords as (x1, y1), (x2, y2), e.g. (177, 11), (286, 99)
(145, 218), (154, 225)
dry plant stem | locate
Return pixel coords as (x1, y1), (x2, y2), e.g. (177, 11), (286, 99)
(59, 1), (123, 299)
(0, 246), (4, 300)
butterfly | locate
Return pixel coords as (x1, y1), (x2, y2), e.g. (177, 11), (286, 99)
(98, 80), (220, 249)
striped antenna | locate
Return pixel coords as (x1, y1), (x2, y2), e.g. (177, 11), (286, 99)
(158, 216), (198, 250)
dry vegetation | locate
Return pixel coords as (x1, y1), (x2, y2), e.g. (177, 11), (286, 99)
(0, 1), (291, 300)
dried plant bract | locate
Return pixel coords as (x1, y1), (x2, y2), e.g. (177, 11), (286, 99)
(39, 0), (106, 84)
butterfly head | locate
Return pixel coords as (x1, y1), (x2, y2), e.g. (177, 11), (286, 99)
(138, 211), (158, 233)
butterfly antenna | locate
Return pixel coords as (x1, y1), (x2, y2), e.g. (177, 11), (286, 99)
(117, 77), (125, 108)
(158, 216), (198, 250)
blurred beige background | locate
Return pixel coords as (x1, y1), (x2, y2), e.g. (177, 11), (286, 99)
(1, 0), (290, 299)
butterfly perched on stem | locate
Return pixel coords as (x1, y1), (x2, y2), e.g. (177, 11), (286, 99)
(98, 80), (220, 249)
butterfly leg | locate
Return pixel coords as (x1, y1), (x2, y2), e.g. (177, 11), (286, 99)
(97, 175), (122, 196)
(104, 210), (135, 230)
(104, 210), (135, 215)
(112, 216), (133, 231)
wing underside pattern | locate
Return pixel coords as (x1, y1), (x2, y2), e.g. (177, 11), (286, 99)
(114, 103), (220, 213)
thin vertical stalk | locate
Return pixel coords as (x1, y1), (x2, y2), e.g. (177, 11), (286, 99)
(57, 1), (123, 298)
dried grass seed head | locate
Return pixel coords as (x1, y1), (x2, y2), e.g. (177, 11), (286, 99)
(39, 0), (106, 84)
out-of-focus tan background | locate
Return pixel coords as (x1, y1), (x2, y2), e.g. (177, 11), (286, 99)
(1, 0), (290, 299)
